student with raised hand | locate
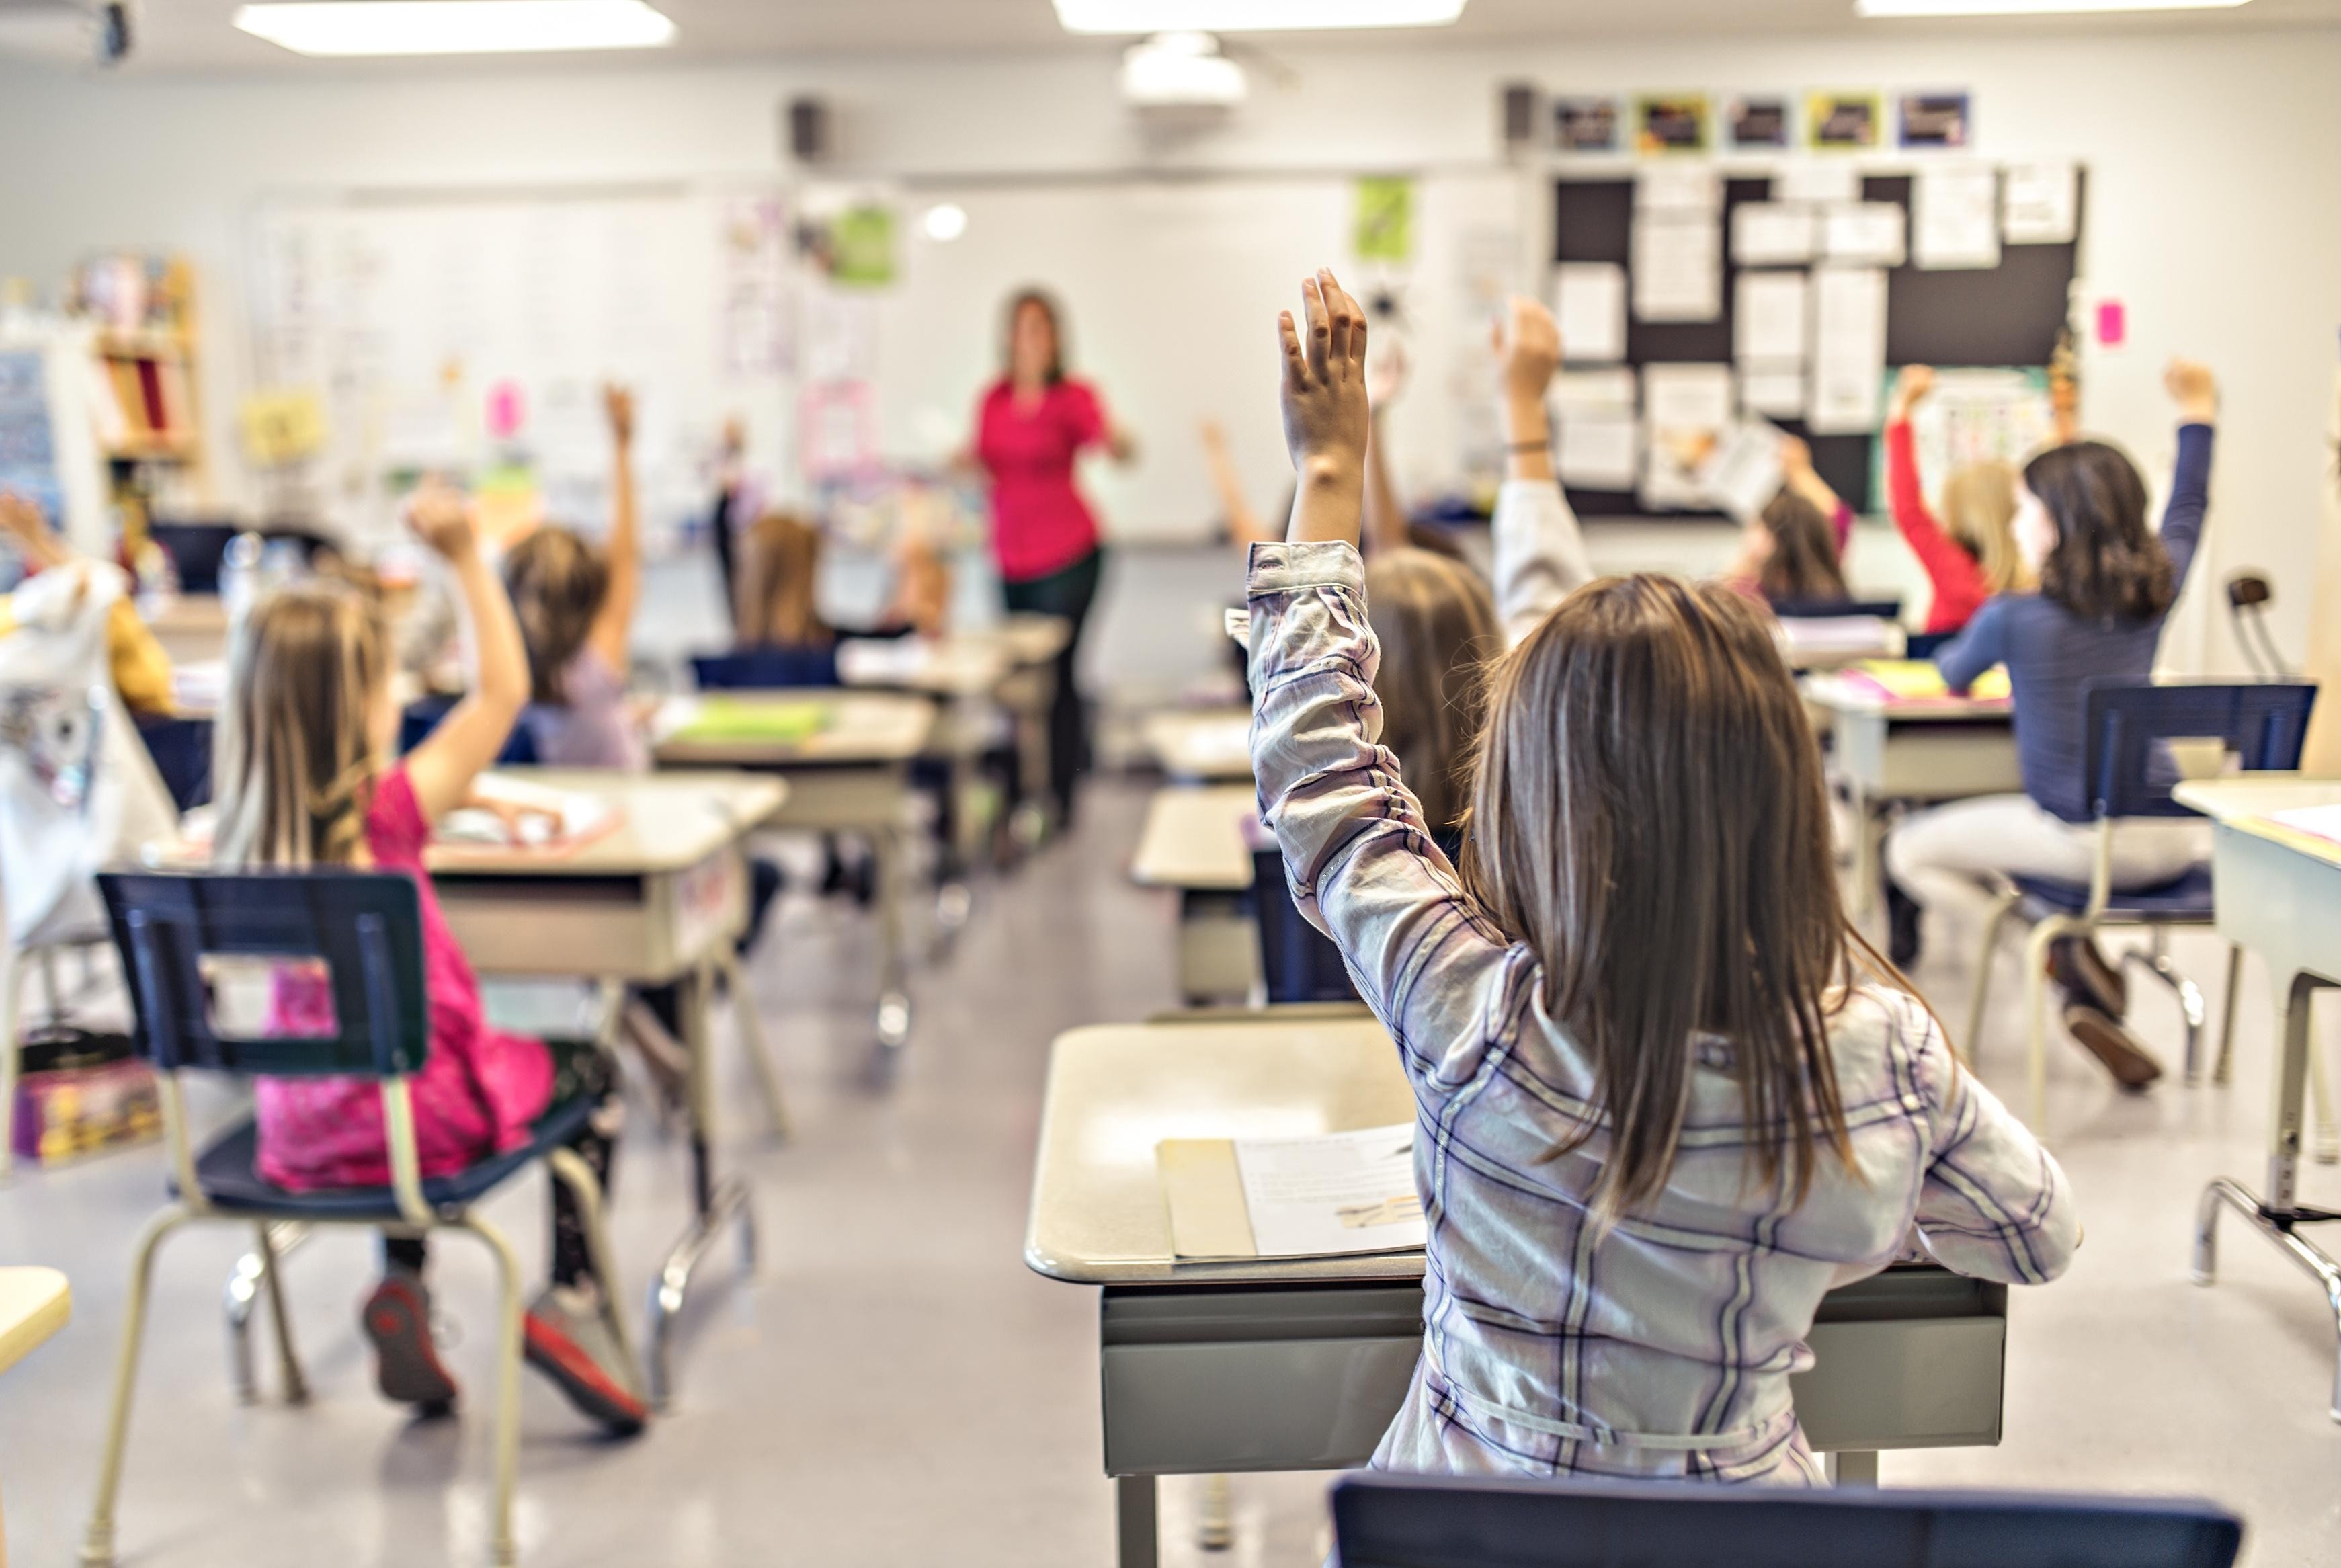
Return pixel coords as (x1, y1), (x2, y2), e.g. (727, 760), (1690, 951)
(1885, 360), (2220, 1088)
(1725, 437), (1854, 610)
(217, 481), (646, 1434)
(1249, 267), (2075, 1485)
(1486, 294), (1596, 645)
(1883, 365), (2026, 634)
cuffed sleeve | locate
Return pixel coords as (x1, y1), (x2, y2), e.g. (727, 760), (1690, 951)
(1490, 479), (1595, 648)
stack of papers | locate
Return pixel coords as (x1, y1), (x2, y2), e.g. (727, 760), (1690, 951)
(437, 773), (618, 850)
(1840, 659), (2010, 703)
(1160, 1122), (1426, 1261)
(2267, 804), (2341, 850)
(1775, 615), (1901, 662)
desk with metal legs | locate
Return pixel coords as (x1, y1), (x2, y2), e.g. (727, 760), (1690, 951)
(1026, 1016), (2012, 1568)
(1129, 786), (1259, 1005)
(2176, 778), (2341, 1421)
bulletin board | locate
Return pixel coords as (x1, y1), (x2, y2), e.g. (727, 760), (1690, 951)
(1551, 167), (2086, 520)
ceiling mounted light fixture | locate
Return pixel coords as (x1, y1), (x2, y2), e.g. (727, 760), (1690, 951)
(233, 0), (679, 57)
(1857, 0), (2245, 15)
(1055, 0), (1466, 34)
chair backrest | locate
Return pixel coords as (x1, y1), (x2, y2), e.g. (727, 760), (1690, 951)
(1331, 1473), (2243, 1568)
(2083, 679), (2319, 819)
(97, 870), (429, 1079)
(1774, 596), (1902, 621)
(399, 697), (539, 766)
(1251, 847), (1360, 1007)
(136, 713), (214, 812)
(692, 645), (842, 690)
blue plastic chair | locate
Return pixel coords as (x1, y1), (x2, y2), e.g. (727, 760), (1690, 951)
(1964, 680), (2318, 1133)
(83, 869), (638, 1568)
(1331, 1473), (2243, 1568)
(692, 645), (843, 690)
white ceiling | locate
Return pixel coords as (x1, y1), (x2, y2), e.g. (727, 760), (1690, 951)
(1, 0), (2337, 71)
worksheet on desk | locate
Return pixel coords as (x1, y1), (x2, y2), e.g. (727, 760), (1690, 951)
(1234, 1123), (1426, 1258)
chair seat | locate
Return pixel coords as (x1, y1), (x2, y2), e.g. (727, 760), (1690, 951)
(177, 1094), (599, 1221)
(2012, 863), (2216, 920)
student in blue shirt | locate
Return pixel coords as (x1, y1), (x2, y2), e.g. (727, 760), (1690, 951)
(1885, 360), (2219, 1089)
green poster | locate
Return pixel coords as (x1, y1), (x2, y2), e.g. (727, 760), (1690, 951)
(1353, 177), (1413, 265)
(831, 205), (897, 288)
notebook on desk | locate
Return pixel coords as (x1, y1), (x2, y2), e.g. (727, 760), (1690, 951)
(435, 773), (618, 853)
(654, 694), (834, 745)
(1159, 1122), (1426, 1261)
(1840, 659), (2011, 704)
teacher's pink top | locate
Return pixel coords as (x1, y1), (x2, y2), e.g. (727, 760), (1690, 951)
(975, 377), (1110, 583)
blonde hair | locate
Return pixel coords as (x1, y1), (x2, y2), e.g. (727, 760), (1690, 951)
(212, 583), (389, 869)
(1364, 548), (1501, 835)
(1461, 573), (1854, 1231)
(503, 526), (608, 704)
(1939, 461), (2026, 595)
(737, 512), (831, 647)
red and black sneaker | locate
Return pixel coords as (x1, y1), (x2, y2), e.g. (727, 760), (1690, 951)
(524, 1285), (649, 1437)
(362, 1268), (459, 1415)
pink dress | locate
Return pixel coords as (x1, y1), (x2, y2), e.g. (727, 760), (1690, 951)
(255, 765), (554, 1191)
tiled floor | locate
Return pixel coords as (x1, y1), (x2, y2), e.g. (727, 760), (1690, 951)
(2, 778), (2338, 1566)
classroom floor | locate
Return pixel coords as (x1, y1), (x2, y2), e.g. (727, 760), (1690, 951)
(3, 776), (2340, 1567)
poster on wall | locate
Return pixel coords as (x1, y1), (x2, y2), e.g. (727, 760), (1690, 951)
(1899, 92), (1973, 149)
(1807, 91), (1883, 153)
(0, 352), (64, 544)
(1352, 176), (1415, 263)
(1634, 93), (1711, 155)
(1727, 96), (1793, 149)
(1871, 366), (2054, 507)
(1554, 97), (1621, 152)
(720, 192), (793, 376)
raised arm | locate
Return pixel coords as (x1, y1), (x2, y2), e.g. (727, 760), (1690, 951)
(585, 384), (641, 679)
(403, 483), (530, 821)
(1360, 340), (1410, 556)
(1932, 595), (2010, 694)
(1199, 420), (1275, 547)
(1884, 367), (1985, 601)
(1780, 436), (1852, 558)
(1489, 296), (1594, 645)
(1, 490), (173, 714)
(2158, 358), (2218, 595)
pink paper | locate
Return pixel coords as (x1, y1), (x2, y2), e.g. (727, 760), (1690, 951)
(2094, 300), (2126, 348)
(484, 380), (526, 439)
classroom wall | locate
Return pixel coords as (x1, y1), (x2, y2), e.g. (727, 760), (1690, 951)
(1, 25), (2336, 681)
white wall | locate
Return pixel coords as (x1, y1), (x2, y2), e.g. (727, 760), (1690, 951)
(2, 26), (2336, 674)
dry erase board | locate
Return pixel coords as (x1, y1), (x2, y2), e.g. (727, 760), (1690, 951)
(1552, 167), (2086, 520)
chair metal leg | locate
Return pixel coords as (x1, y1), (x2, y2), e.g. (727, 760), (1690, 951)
(2023, 915), (2086, 1137)
(2194, 1175), (2341, 1422)
(81, 1207), (191, 1568)
(448, 1213), (526, 1568)
(252, 1223), (309, 1405)
(1962, 889), (2022, 1066)
(222, 1223), (309, 1404)
(2213, 944), (2244, 1087)
(544, 1147), (645, 1401)
(873, 825), (913, 1052)
(718, 951), (790, 1142)
(2122, 940), (2207, 1085)
(2312, 1032), (2340, 1167)
(0, 942), (26, 1183)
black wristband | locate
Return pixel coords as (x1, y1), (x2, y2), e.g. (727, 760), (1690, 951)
(1506, 440), (1548, 454)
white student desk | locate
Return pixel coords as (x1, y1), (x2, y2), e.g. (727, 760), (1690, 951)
(1800, 673), (2020, 918)
(425, 768), (786, 1407)
(1025, 1014), (2012, 1568)
(0, 1265), (69, 1565)
(653, 690), (935, 1050)
(1140, 708), (1254, 784)
(1131, 784), (1260, 1005)
(2175, 776), (2341, 1420)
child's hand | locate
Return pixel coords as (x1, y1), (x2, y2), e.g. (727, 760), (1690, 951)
(1777, 434), (1813, 477)
(1367, 338), (1411, 413)
(604, 384), (636, 446)
(1888, 364), (1936, 423)
(2164, 358), (2217, 423)
(0, 491), (67, 569)
(1493, 296), (1560, 411)
(404, 481), (479, 561)
(1278, 269), (1371, 483)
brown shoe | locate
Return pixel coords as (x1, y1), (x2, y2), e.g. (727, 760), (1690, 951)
(2063, 1004), (2162, 1091)
(2048, 936), (2129, 1018)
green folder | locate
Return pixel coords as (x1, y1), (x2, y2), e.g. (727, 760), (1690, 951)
(669, 696), (833, 745)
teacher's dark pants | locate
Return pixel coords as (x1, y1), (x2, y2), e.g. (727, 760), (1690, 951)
(1002, 546), (1104, 826)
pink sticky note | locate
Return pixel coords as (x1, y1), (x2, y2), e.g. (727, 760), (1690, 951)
(485, 380), (527, 440)
(2095, 300), (2126, 348)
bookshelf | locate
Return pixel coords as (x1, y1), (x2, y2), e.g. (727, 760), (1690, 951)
(74, 253), (212, 548)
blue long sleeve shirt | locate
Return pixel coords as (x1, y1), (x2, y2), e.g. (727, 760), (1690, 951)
(1933, 423), (2214, 823)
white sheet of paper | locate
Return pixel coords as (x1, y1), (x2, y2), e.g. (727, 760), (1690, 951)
(1635, 163), (1721, 212)
(1914, 165), (2002, 270)
(1553, 367), (1638, 410)
(1808, 266), (1889, 435)
(1733, 270), (1810, 364)
(1557, 409), (1640, 489)
(1731, 203), (1817, 265)
(1234, 1123), (1426, 1259)
(1644, 362), (1734, 434)
(1631, 214), (1722, 323)
(1552, 261), (1628, 364)
(1700, 417), (1789, 522)
(2002, 160), (2078, 245)
(1823, 204), (1907, 267)
(1740, 367), (1807, 419)
(1778, 161), (1862, 205)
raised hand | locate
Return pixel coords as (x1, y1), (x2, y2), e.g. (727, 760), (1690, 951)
(0, 491), (67, 569)
(1777, 434), (1814, 477)
(1367, 337), (1411, 414)
(1888, 364), (1936, 423)
(2164, 358), (2217, 423)
(404, 479), (478, 561)
(1277, 270), (1372, 546)
(603, 383), (636, 446)
(1493, 295), (1561, 411)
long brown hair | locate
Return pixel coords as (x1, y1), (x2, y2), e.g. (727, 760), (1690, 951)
(212, 583), (388, 868)
(503, 526), (608, 704)
(1002, 288), (1067, 386)
(2024, 440), (2174, 622)
(1366, 548), (1500, 835)
(1940, 461), (2027, 595)
(1756, 491), (1850, 606)
(737, 512), (831, 647)
(1462, 574), (1854, 1229)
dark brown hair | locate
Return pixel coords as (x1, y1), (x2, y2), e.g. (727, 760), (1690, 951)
(1365, 548), (1500, 835)
(1756, 491), (1850, 606)
(503, 526), (608, 705)
(2023, 440), (2174, 622)
(1003, 288), (1067, 386)
(737, 511), (831, 648)
(1462, 573), (1855, 1228)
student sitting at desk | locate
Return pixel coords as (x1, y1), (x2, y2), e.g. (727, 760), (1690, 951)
(1723, 438), (1854, 611)
(1886, 360), (2218, 1087)
(1249, 267), (2074, 1483)
(214, 481), (647, 1434)
(1883, 366), (2027, 635)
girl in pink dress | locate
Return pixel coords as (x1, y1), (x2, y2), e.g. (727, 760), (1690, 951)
(211, 483), (646, 1434)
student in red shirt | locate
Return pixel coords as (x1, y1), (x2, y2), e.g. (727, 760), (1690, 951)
(1884, 365), (2029, 634)
(971, 289), (1135, 826)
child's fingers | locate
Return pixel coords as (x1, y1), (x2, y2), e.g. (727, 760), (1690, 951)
(1278, 310), (1309, 385)
(1301, 275), (1331, 378)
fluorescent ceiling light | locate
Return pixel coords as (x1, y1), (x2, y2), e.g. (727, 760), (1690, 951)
(1055, 0), (1465, 34)
(1858, 0), (2244, 14)
(233, 1), (678, 56)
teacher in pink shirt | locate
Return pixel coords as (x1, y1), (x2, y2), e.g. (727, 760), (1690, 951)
(972, 288), (1135, 827)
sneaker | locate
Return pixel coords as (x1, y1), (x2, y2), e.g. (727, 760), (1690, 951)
(361, 1267), (460, 1415)
(524, 1284), (649, 1436)
(2047, 936), (2129, 1018)
(2063, 1004), (2163, 1091)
